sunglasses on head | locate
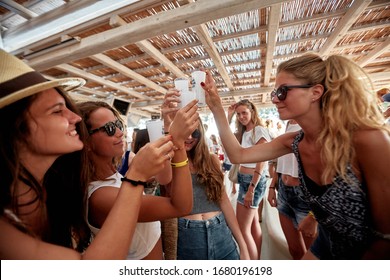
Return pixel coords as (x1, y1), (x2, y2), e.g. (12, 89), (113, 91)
(191, 129), (201, 139)
(271, 84), (313, 101)
(89, 119), (124, 136)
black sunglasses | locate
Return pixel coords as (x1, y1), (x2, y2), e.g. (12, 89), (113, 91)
(271, 84), (313, 101)
(191, 129), (201, 139)
(89, 119), (124, 136)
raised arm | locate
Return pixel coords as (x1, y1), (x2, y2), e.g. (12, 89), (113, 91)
(138, 99), (199, 220)
(165, 100), (199, 214)
(0, 136), (174, 260)
(355, 129), (390, 259)
(202, 70), (291, 164)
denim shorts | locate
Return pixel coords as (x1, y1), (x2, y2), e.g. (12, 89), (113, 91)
(309, 224), (332, 260)
(222, 162), (232, 172)
(237, 171), (267, 208)
(177, 212), (239, 260)
(276, 176), (311, 228)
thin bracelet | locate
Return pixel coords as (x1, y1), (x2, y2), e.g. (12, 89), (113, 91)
(120, 177), (147, 187)
(254, 170), (261, 175)
(164, 131), (169, 135)
(171, 158), (189, 168)
(269, 186), (276, 189)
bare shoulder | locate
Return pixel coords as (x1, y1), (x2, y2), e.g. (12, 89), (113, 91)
(274, 130), (300, 150)
(353, 128), (390, 150)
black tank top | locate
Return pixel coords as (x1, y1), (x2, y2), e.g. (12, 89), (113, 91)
(292, 131), (375, 259)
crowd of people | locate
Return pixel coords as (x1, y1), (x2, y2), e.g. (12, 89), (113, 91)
(1, 49), (389, 260)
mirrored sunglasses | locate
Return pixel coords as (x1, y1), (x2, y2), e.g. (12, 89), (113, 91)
(89, 119), (124, 136)
(271, 84), (313, 101)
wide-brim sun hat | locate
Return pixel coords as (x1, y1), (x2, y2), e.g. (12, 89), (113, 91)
(0, 49), (85, 109)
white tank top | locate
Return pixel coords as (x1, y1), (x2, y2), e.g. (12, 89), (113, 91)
(87, 172), (161, 260)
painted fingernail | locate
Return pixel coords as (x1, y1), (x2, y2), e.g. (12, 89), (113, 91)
(200, 82), (205, 86)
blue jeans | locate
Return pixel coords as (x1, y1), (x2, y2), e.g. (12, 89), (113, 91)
(237, 171), (267, 208)
(177, 212), (239, 260)
(276, 176), (311, 228)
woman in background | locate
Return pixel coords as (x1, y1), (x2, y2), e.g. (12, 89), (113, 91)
(226, 99), (271, 260)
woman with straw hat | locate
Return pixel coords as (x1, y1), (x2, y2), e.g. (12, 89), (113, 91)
(0, 50), (179, 259)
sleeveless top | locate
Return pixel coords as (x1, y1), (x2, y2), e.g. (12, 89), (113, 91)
(292, 131), (375, 259)
(189, 174), (221, 215)
(87, 172), (161, 260)
(276, 123), (300, 177)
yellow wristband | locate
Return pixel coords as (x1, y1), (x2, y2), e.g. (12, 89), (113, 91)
(308, 211), (315, 218)
(171, 158), (189, 168)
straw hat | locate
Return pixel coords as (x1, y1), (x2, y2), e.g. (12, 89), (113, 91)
(0, 49), (85, 109)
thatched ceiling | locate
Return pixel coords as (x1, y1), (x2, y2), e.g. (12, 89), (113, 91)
(1, 0), (389, 120)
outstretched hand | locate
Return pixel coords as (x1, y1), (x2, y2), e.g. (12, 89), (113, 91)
(170, 100), (199, 149)
(201, 70), (223, 111)
(227, 103), (237, 122)
(161, 88), (181, 130)
(126, 136), (174, 182)
(298, 214), (318, 239)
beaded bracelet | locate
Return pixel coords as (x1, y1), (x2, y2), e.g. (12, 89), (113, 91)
(171, 158), (189, 168)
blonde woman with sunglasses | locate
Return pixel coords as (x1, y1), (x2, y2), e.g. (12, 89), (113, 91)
(202, 53), (390, 259)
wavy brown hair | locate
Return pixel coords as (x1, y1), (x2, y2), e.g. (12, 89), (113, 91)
(277, 53), (389, 183)
(188, 119), (224, 202)
(76, 101), (125, 180)
(0, 89), (91, 252)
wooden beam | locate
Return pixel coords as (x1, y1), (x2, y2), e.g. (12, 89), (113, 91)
(319, 0), (372, 57)
(109, 14), (186, 79)
(91, 53), (167, 94)
(25, 0), (286, 71)
(263, 3), (281, 86)
(358, 37), (390, 67)
(0, 0), (38, 19)
(55, 64), (152, 100)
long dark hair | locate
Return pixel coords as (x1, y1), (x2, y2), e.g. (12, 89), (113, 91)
(0, 90), (91, 252)
(133, 129), (150, 154)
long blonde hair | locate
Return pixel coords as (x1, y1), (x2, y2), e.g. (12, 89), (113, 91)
(278, 53), (389, 183)
(188, 119), (224, 202)
(234, 99), (265, 143)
